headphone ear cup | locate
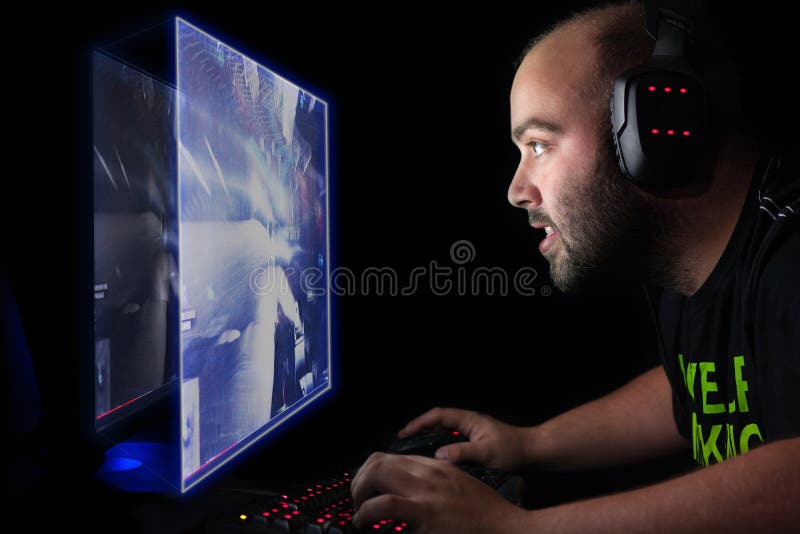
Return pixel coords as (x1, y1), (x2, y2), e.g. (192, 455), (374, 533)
(611, 64), (706, 189)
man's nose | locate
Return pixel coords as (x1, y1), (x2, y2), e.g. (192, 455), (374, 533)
(507, 161), (542, 209)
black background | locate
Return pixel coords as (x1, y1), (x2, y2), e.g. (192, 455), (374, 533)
(4, 1), (797, 531)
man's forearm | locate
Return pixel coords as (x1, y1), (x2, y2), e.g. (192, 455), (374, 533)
(524, 366), (688, 470)
(512, 437), (800, 532)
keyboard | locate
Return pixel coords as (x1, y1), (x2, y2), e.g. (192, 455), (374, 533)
(206, 471), (371, 533)
(205, 464), (521, 533)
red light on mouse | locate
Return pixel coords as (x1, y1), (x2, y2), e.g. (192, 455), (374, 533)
(664, 86), (672, 93)
(648, 85), (656, 92)
(680, 87), (687, 94)
(651, 128), (659, 135)
(452, 431), (460, 435)
(683, 130), (691, 136)
(667, 129), (675, 135)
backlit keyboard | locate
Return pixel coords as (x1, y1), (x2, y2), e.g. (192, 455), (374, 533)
(205, 464), (519, 533)
(206, 471), (408, 533)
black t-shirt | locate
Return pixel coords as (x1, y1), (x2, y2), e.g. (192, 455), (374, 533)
(645, 144), (800, 467)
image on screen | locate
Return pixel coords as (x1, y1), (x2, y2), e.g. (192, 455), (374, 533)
(92, 52), (178, 426)
(176, 19), (330, 490)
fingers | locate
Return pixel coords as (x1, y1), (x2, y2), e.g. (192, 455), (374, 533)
(352, 493), (419, 531)
(350, 453), (428, 510)
(352, 454), (446, 530)
(434, 442), (483, 464)
(398, 406), (478, 438)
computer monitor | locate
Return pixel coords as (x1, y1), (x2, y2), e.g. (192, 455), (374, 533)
(91, 17), (330, 493)
(175, 18), (331, 492)
(92, 50), (179, 435)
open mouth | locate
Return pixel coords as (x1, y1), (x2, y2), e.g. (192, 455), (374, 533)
(539, 227), (560, 254)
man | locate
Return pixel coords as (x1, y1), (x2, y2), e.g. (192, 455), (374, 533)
(350, 2), (799, 532)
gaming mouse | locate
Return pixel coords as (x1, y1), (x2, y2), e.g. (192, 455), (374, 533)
(384, 429), (524, 504)
(386, 429), (469, 457)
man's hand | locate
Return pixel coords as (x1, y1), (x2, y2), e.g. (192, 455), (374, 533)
(398, 407), (533, 471)
(350, 452), (526, 533)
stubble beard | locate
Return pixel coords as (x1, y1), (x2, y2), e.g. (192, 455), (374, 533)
(546, 142), (658, 295)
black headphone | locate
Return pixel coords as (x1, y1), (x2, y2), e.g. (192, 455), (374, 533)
(611, 0), (707, 189)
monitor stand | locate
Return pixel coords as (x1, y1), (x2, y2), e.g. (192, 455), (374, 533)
(96, 430), (179, 493)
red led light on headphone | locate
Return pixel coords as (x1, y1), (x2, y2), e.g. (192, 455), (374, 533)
(650, 128), (692, 137)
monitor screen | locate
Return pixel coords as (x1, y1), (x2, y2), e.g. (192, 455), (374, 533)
(92, 51), (178, 429)
(176, 19), (331, 491)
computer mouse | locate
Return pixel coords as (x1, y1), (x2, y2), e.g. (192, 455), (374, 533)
(386, 428), (469, 457)
(384, 430), (523, 502)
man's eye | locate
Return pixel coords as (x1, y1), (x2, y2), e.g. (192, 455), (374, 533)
(528, 141), (548, 157)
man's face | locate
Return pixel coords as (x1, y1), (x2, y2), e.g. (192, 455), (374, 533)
(508, 27), (653, 294)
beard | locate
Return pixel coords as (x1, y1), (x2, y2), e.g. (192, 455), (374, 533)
(541, 136), (659, 295)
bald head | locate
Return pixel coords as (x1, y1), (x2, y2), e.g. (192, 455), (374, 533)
(515, 1), (743, 136)
(514, 2), (651, 135)
(511, 23), (603, 147)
